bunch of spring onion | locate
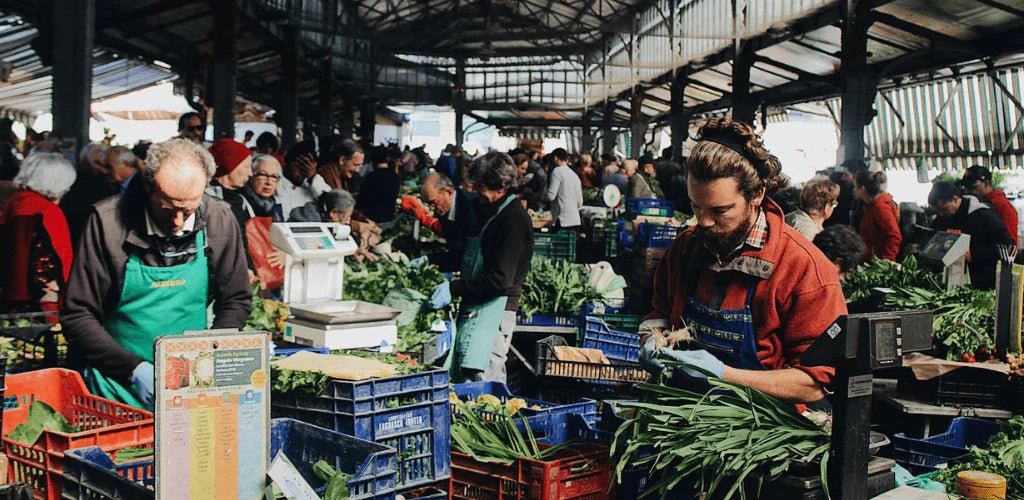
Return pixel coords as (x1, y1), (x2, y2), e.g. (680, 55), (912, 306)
(612, 372), (831, 500)
(450, 398), (570, 465)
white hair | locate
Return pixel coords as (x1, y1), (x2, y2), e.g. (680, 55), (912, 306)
(15, 152), (77, 199)
(78, 142), (106, 170)
(251, 154), (281, 175)
(109, 145), (136, 168)
(143, 138), (216, 187)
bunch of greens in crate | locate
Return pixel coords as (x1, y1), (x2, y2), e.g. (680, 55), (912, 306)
(343, 257), (444, 304)
(612, 374), (831, 500)
(450, 397), (569, 465)
(841, 256), (941, 303)
(8, 401), (81, 445)
(520, 256), (605, 319)
(934, 416), (1024, 497)
(881, 285), (995, 361)
(246, 285), (289, 334)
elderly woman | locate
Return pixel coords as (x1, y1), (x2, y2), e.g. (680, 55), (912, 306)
(785, 178), (840, 240)
(289, 189), (378, 262)
(242, 154), (284, 221)
(0, 152), (76, 315)
(241, 154), (286, 291)
(427, 152), (534, 384)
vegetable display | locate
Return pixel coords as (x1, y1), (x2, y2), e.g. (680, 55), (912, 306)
(882, 285), (995, 362)
(271, 351), (429, 396)
(8, 400), (81, 445)
(841, 256), (940, 303)
(612, 375), (831, 500)
(450, 397), (565, 465)
(520, 256), (605, 319)
(246, 285), (290, 334)
(933, 416), (1024, 498)
(312, 459), (354, 500)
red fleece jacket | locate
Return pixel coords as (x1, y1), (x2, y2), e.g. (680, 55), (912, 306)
(986, 189), (1018, 246)
(859, 192), (901, 261)
(646, 201), (844, 386)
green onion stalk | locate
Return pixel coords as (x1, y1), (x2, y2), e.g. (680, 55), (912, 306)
(611, 366), (831, 500)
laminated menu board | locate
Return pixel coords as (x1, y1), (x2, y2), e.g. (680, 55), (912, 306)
(154, 331), (270, 500)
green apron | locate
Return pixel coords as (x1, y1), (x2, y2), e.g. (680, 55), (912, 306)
(445, 195), (516, 374)
(85, 231), (209, 409)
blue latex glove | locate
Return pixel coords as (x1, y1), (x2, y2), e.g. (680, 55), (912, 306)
(131, 361), (155, 407)
(410, 255), (429, 266)
(639, 337), (665, 375)
(660, 348), (725, 379)
(429, 281), (452, 309)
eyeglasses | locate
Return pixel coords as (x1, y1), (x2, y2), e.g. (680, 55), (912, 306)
(254, 172), (281, 181)
(156, 233), (208, 258)
(187, 125), (204, 132)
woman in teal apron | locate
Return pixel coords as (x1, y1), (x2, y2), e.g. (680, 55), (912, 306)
(85, 231), (209, 410)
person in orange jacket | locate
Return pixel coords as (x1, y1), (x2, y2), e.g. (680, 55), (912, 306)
(400, 172), (481, 272)
(854, 171), (902, 261)
(961, 165), (1019, 246)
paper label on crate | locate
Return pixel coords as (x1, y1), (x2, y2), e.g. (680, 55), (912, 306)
(267, 452), (320, 500)
(154, 331), (270, 500)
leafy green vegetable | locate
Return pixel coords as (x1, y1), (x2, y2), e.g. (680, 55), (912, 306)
(612, 372), (831, 500)
(8, 400), (80, 445)
(841, 256), (940, 303)
(450, 397), (568, 465)
(270, 365), (329, 396)
(114, 446), (154, 464)
(341, 350), (430, 374)
(883, 284), (995, 361)
(246, 285), (289, 334)
(312, 459), (353, 500)
(520, 256), (605, 318)
(933, 416), (1024, 497)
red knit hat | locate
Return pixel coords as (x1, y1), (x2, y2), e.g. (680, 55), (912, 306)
(208, 138), (251, 177)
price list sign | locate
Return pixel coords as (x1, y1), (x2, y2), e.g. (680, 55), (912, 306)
(154, 331), (270, 500)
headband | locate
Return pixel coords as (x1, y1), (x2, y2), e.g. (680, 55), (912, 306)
(702, 134), (766, 175)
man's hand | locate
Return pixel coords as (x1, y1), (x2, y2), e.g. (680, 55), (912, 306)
(401, 196), (426, 216)
(267, 250), (285, 269)
(298, 154), (317, 179)
(639, 337), (665, 375)
(638, 319), (668, 349)
(410, 256), (429, 266)
(131, 361), (155, 408)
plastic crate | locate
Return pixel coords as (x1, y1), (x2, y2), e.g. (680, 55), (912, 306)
(400, 480), (449, 499)
(583, 298), (627, 316)
(451, 444), (613, 500)
(275, 346), (331, 357)
(565, 414), (649, 500)
(515, 313), (580, 328)
(899, 367), (1005, 408)
(892, 417), (1000, 475)
(533, 231), (577, 261)
(536, 336), (647, 386)
(2, 369), (153, 500)
(0, 312), (66, 372)
(421, 321), (453, 365)
(62, 419), (399, 500)
(636, 223), (681, 248)
(584, 314), (641, 334)
(579, 317), (640, 363)
(450, 382), (598, 445)
(271, 369), (450, 489)
(625, 198), (675, 218)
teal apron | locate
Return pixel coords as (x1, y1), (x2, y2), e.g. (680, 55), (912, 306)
(445, 195), (516, 375)
(85, 231), (210, 410)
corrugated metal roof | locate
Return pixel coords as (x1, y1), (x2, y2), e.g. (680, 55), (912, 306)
(0, 15), (174, 117)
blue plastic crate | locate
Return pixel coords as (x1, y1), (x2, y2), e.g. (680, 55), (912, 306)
(61, 419), (399, 500)
(271, 369), (450, 490)
(626, 198), (675, 217)
(892, 417), (1000, 475)
(515, 312), (580, 327)
(276, 346), (331, 357)
(637, 223), (681, 248)
(421, 321), (453, 365)
(584, 298), (627, 315)
(451, 381), (598, 445)
(580, 316), (641, 363)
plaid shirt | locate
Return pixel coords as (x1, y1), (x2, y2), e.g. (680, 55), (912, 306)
(708, 209), (768, 264)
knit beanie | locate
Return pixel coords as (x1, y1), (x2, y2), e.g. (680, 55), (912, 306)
(208, 138), (251, 177)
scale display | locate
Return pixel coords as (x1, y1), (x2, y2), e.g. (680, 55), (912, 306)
(872, 319), (900, 364)
(921, 232), (960, 260)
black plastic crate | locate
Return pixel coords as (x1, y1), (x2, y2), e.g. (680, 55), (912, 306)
(533, 231), (577, 261)
(898, 367), (1006, 408)
(0, 312), (66, 372)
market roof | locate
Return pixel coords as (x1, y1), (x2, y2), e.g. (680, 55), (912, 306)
(0, 15), (174, 119)
(1, 0), (1023, 132)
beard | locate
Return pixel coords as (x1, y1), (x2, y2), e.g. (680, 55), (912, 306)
(701, 211), (755, 256)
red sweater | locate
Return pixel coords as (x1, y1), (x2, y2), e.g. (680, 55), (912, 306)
(646, 201), (844, 386)
(859, 192), (901, 261)
(986, 189), (1018, 246)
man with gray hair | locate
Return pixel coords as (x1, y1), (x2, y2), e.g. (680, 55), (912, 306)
(61, 142), (115, 247)
(61, 138), (251, 410)
(105, 146), (139, 194)
(427, 152), (533, 383)
(399, 172), (480, 271)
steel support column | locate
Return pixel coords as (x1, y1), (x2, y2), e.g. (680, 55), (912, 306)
(601, 101), (617, 157)
(670, 71), (689, 162)
(630, 89), (647, 159)
(211, 0), (237, 139)
(454, 58), (466, 147)
(581, 109), (594, 154)
(732, 42), (755, 125)
(319, 60), (334, 146)
(838, 0), (875, 164)
(339, 88), (355, 138)
(279, 28), (300, 148)
(51, 0), (94, 148)
(359, 99), (376, 145)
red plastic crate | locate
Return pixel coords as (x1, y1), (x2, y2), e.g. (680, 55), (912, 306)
(451, 444), (612, 500)
(2, 369), (154, 500)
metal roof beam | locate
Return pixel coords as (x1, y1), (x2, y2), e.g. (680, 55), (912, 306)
(870, 12), (963, 47)
(970, 0), (1024, 18)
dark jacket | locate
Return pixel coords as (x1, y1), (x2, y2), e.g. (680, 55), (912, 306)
(60, 172), (117, 248)
(933, 195), (1014, 290)
(61, 191), (251, 385)
(428, 190), (481, 272)
(356, 167), (400, 223)
(450, 193), (533, 311)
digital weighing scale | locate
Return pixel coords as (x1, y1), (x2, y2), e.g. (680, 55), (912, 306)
(270, 222), (401, 350)
(917, 231), (970, 290)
